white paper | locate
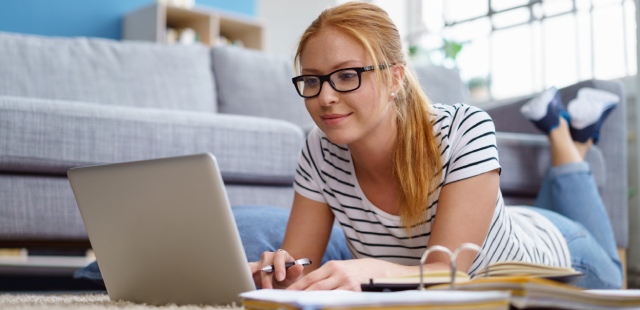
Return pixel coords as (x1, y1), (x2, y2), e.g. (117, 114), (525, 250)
(587, 289), (640, 297)
(240, 289), (510, 308)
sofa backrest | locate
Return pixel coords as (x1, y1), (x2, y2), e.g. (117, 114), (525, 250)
(0, 32), (217, 112)
(210, 46), (472, 131)
(412, 64), (471, 105)
(211, 46), (314, 130)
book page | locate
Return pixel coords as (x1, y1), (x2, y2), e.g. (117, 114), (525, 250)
(241, 289), (510, 308)
(588, 289), (640, 297)
(366, 270), (470, 285)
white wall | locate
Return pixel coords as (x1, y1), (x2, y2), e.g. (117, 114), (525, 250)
(256, 0), (337, 59)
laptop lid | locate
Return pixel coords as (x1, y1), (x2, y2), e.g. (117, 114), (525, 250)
(68, 153), (256, 305)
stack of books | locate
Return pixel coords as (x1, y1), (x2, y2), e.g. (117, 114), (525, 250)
(241, 244), (640, 310)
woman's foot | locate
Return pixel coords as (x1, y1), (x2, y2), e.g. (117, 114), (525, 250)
(567, 87), (619, 143)
(520, 87), (570, 134)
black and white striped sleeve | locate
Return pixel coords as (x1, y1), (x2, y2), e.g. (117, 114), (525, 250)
(444, 104), (501, 185)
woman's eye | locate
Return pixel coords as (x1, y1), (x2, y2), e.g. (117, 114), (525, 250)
(338, 72), (357, 81)
(304, 77), (320, 87)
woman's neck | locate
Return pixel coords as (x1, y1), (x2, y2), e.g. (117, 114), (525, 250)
(349, 118), (397, 182)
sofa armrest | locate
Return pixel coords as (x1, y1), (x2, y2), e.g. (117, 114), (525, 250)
(497, 132), (606, 196)
(485, 80), (628, 248)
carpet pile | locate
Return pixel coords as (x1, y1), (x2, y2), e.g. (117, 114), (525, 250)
(0, 294), (243, 309)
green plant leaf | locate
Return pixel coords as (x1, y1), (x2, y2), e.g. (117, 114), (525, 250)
(409, 45), (419, 57)
(442, 38), (465, 62)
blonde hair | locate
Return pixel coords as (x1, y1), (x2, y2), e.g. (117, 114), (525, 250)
(294, 2), (442, 232)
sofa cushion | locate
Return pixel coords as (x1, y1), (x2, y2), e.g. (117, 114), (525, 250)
(496, 132), (606, 197)
(0, 176), (298, 242)
(412, 65), (471, 105)
(0, 96), (303, 185)
(0, 174), (86, 241)
(0, 31), (216, 113)
(211, 46), (314, 131)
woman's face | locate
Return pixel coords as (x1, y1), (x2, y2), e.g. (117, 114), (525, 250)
(299, 28), (397, 146)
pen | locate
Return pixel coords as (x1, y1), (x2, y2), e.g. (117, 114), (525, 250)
(261, 258), (312, 273)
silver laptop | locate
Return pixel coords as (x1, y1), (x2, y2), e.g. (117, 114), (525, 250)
(67, 153), (256, 306)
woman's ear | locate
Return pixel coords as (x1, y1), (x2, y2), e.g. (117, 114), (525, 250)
(391, 65), (405, 94)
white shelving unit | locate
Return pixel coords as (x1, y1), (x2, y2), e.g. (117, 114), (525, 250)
(122, 3), (265, 50)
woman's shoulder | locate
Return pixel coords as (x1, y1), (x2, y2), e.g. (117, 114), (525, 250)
(430, 102), (493, 128)
(431, 102), (488, 117)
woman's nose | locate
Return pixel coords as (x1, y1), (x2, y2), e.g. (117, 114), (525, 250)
(317, 81), (338, 106)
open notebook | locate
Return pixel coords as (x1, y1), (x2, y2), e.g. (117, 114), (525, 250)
(362, 261), (584, 291)
(359, 243), (640, 310)
(362, 243), (583, 292)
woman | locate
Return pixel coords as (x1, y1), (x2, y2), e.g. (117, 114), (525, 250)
(247, 1), (622, 290)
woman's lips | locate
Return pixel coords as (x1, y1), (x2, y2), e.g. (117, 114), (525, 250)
(321, 113), (352, 126)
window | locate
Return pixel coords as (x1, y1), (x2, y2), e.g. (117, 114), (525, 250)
(408, 0), (636, 103)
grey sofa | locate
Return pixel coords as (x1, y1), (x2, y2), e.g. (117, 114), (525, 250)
(0, 31), (311, 248)
(0, 31), (628, 267)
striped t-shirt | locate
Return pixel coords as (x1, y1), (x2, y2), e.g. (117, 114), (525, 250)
(294, 103), (571, 274)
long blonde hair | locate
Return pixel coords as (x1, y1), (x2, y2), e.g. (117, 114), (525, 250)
(294, 2), (442, 231)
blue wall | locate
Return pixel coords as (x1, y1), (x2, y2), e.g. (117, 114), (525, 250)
(0, 0), (255, 40)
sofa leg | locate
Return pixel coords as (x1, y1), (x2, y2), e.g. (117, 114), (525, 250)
(618, 247), (627, 289)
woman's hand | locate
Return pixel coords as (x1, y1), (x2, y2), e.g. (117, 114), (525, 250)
(248, 249), (305, 289)
(287, 258), (412, 291)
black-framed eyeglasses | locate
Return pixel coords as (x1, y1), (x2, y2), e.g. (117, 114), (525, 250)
(292, 64), (390, 98)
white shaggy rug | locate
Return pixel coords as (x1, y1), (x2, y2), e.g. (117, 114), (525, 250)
(0, 294), (243, 310)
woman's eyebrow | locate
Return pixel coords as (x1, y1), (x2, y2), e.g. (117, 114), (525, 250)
(301, 60), (362, 74)
(301, 68), (323, 74)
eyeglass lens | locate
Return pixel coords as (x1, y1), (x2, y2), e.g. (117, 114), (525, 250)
(295, 68), (360, 98)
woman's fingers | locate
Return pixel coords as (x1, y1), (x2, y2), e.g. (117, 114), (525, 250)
(304, 277), (343, 290)
(288, 262), (335, 290)
(248, 261), (263, 288)
(287, 269), (323, 290)
(283, 264), (304, 284)
(259, 251), (275, 289)
(272, 249), (291, 281)
(287, 260), (363, 291)
(248, 261), (261, 273)
(257, 249), (302, 289)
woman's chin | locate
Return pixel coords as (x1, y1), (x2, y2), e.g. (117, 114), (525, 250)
(320, 129), (355, 145)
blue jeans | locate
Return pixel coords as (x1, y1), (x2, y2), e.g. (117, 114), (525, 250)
(530, 162), (622, 289)
(232, 205), (352, 264)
